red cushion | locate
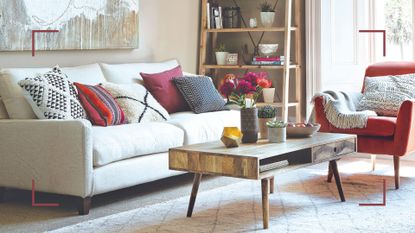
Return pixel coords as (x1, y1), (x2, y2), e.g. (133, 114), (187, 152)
(328, 116), (396, 137)
(74, 83), (126, 126)
(141, 66), (189, 113)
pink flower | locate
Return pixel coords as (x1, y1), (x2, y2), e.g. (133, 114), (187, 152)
(257, 78), (272, 88)
(243, 72), (259, 85)
(236, 80), (256, 94)
(220, 80), (236, 97)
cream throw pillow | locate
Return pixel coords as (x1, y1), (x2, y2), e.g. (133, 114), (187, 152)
(358, 74), (415, 116)
(100, 83), (170, 123)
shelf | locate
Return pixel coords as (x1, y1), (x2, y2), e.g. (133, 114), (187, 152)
(205, 27), (298, 33)
(256, 102), (299, 107)
(203, 64), (300, 70)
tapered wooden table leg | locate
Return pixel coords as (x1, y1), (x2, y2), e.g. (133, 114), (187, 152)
(330, 160), (345, 202)
(270, 177), (274, 194)
(261, 178), (270, 229)
(187, 173), (202, 217)
(327, 162), (333, 183)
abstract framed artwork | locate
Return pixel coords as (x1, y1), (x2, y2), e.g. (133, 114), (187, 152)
(0, 0), (139, 51)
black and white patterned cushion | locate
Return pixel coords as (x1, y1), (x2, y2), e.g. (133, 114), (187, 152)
(18, 66), (86, 119)
(173, 76), (227, 114)
(358, 73), (415, 116)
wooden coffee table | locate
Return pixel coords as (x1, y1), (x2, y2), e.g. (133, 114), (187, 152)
(169, 133), (356, 229)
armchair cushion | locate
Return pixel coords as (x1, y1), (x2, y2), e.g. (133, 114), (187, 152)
(325, 116), (396, 137)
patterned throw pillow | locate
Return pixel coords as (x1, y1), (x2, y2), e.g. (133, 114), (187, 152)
(18, 66), (85, 119)
(74, 83), (127, 126)
(173, 76), (227, 114)
(358, 73), (415, 116)
(100, 82), (170, 123)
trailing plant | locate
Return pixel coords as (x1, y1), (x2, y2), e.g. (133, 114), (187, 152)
(215, 43), (227, 52)
(266, 120), (287, 128)
(259, 1), (275, 12)
(258, 105), (277, 118)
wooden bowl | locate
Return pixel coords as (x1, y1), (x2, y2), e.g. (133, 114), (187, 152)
(286, 124), (321, 138)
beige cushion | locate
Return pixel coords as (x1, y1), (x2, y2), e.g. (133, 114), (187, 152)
(92, 122), (184, 167)
(0, 98), (9, 119)
(168, 110), (240, 145)
(0, 64), (106, 119)
(100, 60), (179, 84)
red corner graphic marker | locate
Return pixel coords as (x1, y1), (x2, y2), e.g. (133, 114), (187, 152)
(31, 30), (59, 57)
(358, 30), (386, 57)
(32, 179), (60, 207)
(359, 179), (386, 207)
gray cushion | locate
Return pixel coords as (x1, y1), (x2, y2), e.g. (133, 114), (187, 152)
(358, 74), (415, 116)
(173, 76), (227, 114)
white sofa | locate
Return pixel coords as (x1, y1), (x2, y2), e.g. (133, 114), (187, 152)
(0, 60), (240, 214)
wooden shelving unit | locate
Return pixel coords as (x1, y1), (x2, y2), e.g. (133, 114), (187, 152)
(198, 0), (303, 122)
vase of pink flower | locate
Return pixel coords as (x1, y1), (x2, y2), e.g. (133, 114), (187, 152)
(220, 72), (272, 143)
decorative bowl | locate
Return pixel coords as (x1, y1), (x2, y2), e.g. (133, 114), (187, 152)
(286, 123), (321, 138)
(258, 44), (279, 57)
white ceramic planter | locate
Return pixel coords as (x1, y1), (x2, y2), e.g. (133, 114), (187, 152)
(260, 12), (275, 28)
(215, 52), (229, 65)
(263, 88), (275, 103)
(268, 127), (286, 143)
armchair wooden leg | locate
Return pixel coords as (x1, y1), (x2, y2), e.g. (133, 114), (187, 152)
(371, 154), (376, 171)
(394, 156), (400, 189)
(327, 162), (333, 183)
(78, 197), (92, 215)
(0, 187), (6, 203)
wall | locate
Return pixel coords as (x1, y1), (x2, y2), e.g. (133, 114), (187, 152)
(0, 0), (200, 73)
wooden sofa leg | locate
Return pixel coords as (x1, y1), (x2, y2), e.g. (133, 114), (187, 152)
(78, 197), (92, 215)
(0, 187), (6, 203)
(327, 162), (333, 183)
(394, 156), (400, 190)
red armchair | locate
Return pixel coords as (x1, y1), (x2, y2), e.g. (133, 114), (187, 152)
(315, 62), (415, 189)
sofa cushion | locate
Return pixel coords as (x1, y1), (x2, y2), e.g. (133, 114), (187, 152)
(328, 116), (396, 137)
(0, 64), (106, 119)
(100, 60), (180, 84)
(92, 122), (184, 166)
(168, 110), (240, 145)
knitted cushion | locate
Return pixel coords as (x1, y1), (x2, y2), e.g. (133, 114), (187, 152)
(358, 74), (415, 116)
(18, 66), (85, 119)
(173, 76), (227, 114)
(74, 83), (126, 126)
(100, 82), (170, 123)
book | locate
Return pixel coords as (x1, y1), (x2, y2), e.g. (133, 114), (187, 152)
(251, 61), (285, 65)
(206, 3), (211, 29)
(253, 56), (285, 62)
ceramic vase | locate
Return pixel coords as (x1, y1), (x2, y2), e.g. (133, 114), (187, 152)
(260, 12), (275, 28)
(258, 117), (275, 139)
(216, 52), (229, 65)
(268, 127), (286, 143)
(240, 108), (259, 143)
(263, 88), (275, 103)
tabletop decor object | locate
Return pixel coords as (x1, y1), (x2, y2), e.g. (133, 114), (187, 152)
(287, 123), (321, 137)
(258, 105), (277, 139)
(221, 127), (243, 148)
(266, 120), (287, 143)
(220, 72), (272, 143)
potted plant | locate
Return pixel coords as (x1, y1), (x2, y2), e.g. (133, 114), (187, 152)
(266, 120), (287, 143)
(258, 106), (277, 139)
(219, 72), (272, 143)
(256, 74), (274, 103)
(259, 1), (275, 28)
(215, 43), (229, 65)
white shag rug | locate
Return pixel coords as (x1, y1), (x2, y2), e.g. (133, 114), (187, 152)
(49, 159), (415, 233)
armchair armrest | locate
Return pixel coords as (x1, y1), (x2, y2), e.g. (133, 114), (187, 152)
(394, 100), (415, 156)
(313, 96), (332, 132)
(0, 119), (93, 198)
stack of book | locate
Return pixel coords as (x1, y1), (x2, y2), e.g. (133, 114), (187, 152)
(251, 56), (285, 66)
(206, 2), (223, 29)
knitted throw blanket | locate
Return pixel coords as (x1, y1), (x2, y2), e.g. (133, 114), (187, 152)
(313, 91), (377, 129)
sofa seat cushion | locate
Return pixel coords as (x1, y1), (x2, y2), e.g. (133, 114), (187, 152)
(168, 110), (240, 145)
(328, 116), (396, 137)
(92, 122), (184, 167)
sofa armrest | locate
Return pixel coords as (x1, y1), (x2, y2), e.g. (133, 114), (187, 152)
(0, 119), (93, 198)
(314, 96), (333, 132)
(394, 100), (415, 156)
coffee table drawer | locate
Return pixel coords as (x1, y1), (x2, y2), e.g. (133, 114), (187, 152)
(312, 138), (356, 162)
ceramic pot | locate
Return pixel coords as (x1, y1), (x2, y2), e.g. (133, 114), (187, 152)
(263, 88), (275, 103)
(258, 117), (275, 139)
(268, 127), (286, 143)
(216, 52), (229, 65)
(240, 108), (259, 143)
(260, 12), (275, 28)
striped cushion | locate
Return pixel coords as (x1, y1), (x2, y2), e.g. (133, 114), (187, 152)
(74, 83), (126, 126)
